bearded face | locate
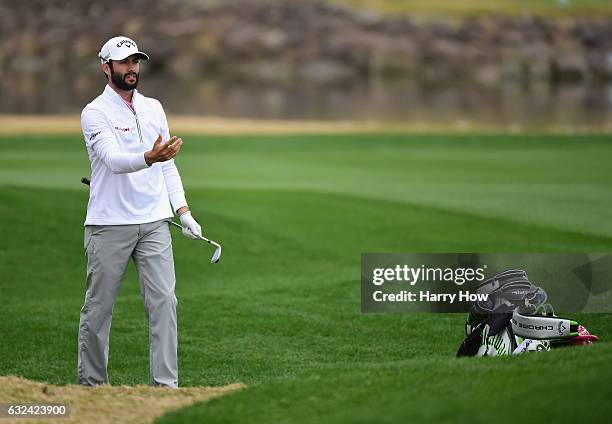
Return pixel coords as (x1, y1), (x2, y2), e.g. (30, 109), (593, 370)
(109, 61), (139, 91)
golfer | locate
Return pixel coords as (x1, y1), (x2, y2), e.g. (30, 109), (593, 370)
(77, 36), (201, 388)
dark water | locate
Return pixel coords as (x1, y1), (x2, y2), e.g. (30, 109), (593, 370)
(2, 75), (611, 130)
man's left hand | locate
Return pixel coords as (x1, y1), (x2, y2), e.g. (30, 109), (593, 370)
(179, 211), (202, 240)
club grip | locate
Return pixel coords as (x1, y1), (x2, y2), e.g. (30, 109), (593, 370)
(81, 177), (91, 186)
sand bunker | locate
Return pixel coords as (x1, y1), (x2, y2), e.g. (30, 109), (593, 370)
(0, 375), (245, 423)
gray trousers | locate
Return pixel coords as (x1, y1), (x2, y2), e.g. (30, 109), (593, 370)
(77, 219), (178, 387)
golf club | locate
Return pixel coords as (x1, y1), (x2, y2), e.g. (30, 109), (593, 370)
(81, 176), (221, 263)
(169, 221), (222, 263)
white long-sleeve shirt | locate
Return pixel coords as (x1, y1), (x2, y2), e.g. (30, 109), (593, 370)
(81, 85), (188, 225)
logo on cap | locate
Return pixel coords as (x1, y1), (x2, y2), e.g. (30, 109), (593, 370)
(116, 39), (135, 49)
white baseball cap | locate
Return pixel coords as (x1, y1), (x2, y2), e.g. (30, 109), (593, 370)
(98, 36), (149, 63)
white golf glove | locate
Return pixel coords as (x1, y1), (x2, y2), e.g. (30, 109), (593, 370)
(179, 211), (202, 240)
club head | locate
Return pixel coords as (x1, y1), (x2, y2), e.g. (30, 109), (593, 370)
(171, 223), (222, 264)
(199, 236), (222, 264)
(211, 245), (222, 263)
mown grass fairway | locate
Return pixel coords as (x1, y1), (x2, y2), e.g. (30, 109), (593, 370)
(330, 0), (612, 17)
(0, 133), (611, 423)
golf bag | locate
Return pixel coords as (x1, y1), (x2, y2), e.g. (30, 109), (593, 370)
(457, 269), (598, 357)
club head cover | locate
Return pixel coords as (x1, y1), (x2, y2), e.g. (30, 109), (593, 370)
(555, 325), (599, 346)
(570, 325), (599, 344)
(474, 269), (547, 314)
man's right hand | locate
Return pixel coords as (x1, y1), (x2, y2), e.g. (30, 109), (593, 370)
(144, 135), (183, 166)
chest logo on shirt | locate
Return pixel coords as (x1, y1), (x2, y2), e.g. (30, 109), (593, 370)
(115, 126), (131, 132)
